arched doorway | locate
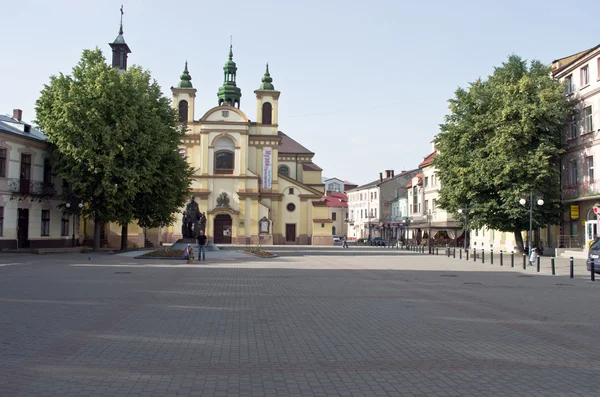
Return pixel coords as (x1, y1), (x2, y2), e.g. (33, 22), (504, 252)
(214, 214), (232, 244)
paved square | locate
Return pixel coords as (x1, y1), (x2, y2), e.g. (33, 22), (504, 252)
(0, 249), (599, 396)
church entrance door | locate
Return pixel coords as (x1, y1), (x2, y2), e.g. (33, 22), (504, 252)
(214, 214), (232, 244)
(285, 224), (296, 243)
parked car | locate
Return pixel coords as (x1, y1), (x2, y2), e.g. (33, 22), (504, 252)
(587, 238), (600, 274)
(333, 235), (340, 244)
(369, 237), (386, 246)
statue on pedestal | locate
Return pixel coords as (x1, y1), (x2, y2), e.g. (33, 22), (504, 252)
(182, 195), (202, 239)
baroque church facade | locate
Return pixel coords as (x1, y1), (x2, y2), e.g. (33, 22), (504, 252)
(168, 47), (331, 245)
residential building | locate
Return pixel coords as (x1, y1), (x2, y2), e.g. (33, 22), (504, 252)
(552, 44), (600, 250)
(0, 110), (73, 249)
(323, 177), (358, 193)
(406, 151), (462, 246)
(390, 190), (408, 240)
(324, 191), (348, 238)
(346, 169), (419, 240)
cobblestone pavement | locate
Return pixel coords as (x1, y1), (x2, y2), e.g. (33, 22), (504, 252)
(0, 251), (599, 396)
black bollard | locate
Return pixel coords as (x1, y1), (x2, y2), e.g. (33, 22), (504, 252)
(491, 249), (494, 265)
(473, 248), (476, 262)
(592, 262), (595, 282)
(511, 251), (514, 267)
(453, 248), (456, 259)
(466, 249), (469, 260)
(523, 253), (526, 270)
(500, 250), (503, 266)
(460, 248), (462, 259)
(481, 249), (485, 264)
(537, 255), (540, 272)
(570, 257), (574, 279)
(551, 257), (555, 275)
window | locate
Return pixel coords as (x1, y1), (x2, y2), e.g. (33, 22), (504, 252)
(329, 182), (341, 192)
(566, 75), (573, 94)
(41, 210), (50, 236)
(278, 165), (289, 177)
(61, 215), (69, 237)
(286, 203), (296, 212)
(0, 148), (6, 178)
(588, 156), (594, 181)
(425, 177), (428, 187)
(43, 159), (52, 184)
(332, 213), (337, 221)
(412, 186), (418, 211)
(374, 209), (377, 218)
(581, 66), (589, 87)
(570, 161), (578, 185)
(374, 192), (377, 199)
(0, 207), (3, 236)
(432, 198), (437, 209)
(360, 209), (363, 218)
(262, 102), (272, 125)
(215, 151), (234, 173)
(424, 200), (429, 214)
(178, 100), (188, 123)
(584, 106), (593, 133)
(289, 188), (294, 195)
(570, 115), (578, 139)
(332, 226), (336, 236)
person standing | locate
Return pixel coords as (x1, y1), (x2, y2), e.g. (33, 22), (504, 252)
(197, 231), (207, 261)
(342, 235), (349, 248)
(185, 244), (194, 264)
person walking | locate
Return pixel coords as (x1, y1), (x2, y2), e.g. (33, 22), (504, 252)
(197, 231), (207, 261)
(342, 235), (349, 248)
(529, 245), (538, 267)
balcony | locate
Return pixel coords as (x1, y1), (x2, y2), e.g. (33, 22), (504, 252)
(562, 180), (600, 201)
(8, 178), (57, 201)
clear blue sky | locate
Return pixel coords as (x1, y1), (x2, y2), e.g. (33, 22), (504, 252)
(2, 0), (598, 185)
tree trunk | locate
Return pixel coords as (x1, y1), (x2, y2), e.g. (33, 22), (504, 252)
(514, 230), (524, 253)
(93, 217), (101, 251)
(121, 224), (128, 251)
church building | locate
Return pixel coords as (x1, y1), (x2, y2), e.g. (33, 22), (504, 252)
(168, 47), (331, 245)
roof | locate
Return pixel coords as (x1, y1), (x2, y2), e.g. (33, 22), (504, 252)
(302, 162), (322, 171)
(418, 151), (436, 169)
(348, 168), (421, 192)
(324, 192), (348, 208)
(552, 44), (600, 76)
(278, 131), (314, 154)
(405, 173), (424, 188)
(0, 114), (47, 142)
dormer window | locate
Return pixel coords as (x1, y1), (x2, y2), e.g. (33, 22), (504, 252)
(24, 124), (31, 133)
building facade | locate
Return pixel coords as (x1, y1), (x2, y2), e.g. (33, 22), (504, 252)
(0, 110), (76, 249)
(168, 48), (329, 245)
(553, 45), (600, 250)
(324, 191), (348, 238)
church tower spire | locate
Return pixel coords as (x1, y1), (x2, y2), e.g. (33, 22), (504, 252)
(109, 5), (131, 73)
(217, 43), (242, 108)
(254, 63), (280, 129)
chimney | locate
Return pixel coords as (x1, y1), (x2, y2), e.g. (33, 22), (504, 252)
(391, 170), (395, 177)
(13, 109), (22, 121)
(379, 172), (383, 182)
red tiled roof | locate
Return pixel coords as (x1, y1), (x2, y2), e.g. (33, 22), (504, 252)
(418, 152), (436, 169)
(278, 131), (314, 154)
(324, 192), (348, 208)
(302, 162), (322, 171)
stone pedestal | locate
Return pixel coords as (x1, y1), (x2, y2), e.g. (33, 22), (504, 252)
(169, 238), (220, 252)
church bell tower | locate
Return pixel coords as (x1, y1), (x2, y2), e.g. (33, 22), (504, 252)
(254, 63), (280, 133)
(109, 6), (131, 73)
(217, 45), (242, 108)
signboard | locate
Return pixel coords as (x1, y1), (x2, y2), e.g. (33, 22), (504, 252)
(570, 205), (579, 219)
(262, 148), (273, 189)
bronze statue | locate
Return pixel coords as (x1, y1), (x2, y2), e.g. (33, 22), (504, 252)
(182, 196), (202, 239)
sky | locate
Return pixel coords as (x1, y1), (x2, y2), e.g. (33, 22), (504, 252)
(1, 0), (598, 186)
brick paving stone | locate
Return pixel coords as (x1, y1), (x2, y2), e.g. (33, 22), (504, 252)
(0, 250), (599, 396)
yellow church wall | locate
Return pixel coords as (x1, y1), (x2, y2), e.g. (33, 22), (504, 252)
(302, 170), (321, 185)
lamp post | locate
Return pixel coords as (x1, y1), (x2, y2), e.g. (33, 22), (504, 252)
(519, 191), (544, 254)
(426, 210), (433, 253)
(458, 207), (470, 251)
(65, 202), (84, 247)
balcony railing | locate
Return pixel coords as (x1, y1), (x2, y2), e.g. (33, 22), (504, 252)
(8, 178), (57, 201)
(562, 180), (600, 200)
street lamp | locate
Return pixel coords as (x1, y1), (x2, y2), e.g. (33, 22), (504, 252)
(65, 202), (84, 247)
(458, 207), (470, 251)
(426, 210), (434, 253)
(520, 191), (543, 254)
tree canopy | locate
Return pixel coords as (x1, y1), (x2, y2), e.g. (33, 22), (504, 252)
(35, 48), (192, 250)
(433, 55), (576, 252)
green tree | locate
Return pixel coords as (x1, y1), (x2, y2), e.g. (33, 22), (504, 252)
(35, 48), (191, 250)
(433, 55), (576, 253)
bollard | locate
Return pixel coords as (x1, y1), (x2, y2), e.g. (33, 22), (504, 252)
(436, 247), (439, 255)
(466, 249), (469, 260)
(537, 255), (540, 273)
(592, 262), (596, 282)
(570, 257), (574, 279)
(523, 253), (526, 270)
(473, 248), (476, 262)
(453, 248), (456, 259)
(491, 249), (494, 265)
(500, 250), (503, 266)
(482, 249), (485, 264)
(460, 248), (462, 259)
(511, 251), (514, 268)
(551, 257), (555, 275)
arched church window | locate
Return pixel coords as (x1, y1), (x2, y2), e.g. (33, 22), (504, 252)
(178, 100), (188, 123)
(262, 102), (272, 125)
(214, 136), (235, 174)
(278, 165), (289, 177)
